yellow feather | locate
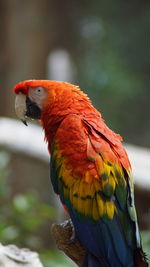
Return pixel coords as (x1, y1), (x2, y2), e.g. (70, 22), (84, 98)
(92, 198), (99, 221)
(94, 179), (102, 192)
(59, 165), (65, 179)
(77, 180), (85, 213)
(96, 193), (105, 217)
(103, 162), (111, 177)
(78, 180), (85, 197)
(73, 179), (80, 196)
(72, 194), (78, 211)
(63, 186), (69, 198)
(102, 174), (116, 197)
(69, 184), (74, 205)
(110, 169), (118, 184)
(84, 198), (92, 217)
(63, 172), (75, 188)
(95, 155), (104, 175)
(78, 181), (95, 199)
(89, 183), (95, 198)
(114, 165), (126, 186)
(72, 180), (80, 210)
(78, 198), (86, 215)
(109, 175), (116, 190)
(85, 171), (93, 183)
(76, 180), (95, 216)
(106, 201), (115, 219)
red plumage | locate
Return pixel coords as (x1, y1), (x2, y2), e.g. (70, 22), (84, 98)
(14, 80), (148, 267)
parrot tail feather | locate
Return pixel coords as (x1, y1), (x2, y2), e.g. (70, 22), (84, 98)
(82, 251), (109, 267)
(134, 248), (149, 267)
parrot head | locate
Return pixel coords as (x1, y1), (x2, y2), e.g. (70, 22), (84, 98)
(14, 79), (88, 126)
(14, 80), (49, 125)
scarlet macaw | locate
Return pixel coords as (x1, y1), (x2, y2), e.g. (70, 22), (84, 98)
(14, 80), (148, 267)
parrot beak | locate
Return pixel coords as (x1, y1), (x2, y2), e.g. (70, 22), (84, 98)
(22, 120), (28, 126)
(15, 93), (28, 126)
(15, 93), (41, 126)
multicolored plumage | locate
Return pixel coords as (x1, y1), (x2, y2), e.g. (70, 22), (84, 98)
(14, 80), (148, 267)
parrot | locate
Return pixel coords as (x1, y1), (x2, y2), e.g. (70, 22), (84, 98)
(14, 80), (148, 267)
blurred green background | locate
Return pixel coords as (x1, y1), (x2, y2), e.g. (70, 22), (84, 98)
(0, 0), (150, 266)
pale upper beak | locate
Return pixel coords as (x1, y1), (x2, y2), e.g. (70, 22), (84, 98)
(15, 93), (28, 125)
(15, 93), (41, 126)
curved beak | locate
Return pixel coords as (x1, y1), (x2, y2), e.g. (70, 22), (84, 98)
(15, 93), (41, 126)
(15, 94), (28, 126)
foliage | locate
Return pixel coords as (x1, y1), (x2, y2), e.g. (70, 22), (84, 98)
(70, 1), (150, 147)
(141, 231), (150, 265)
(40, 250), (75, 267)
(0, 150), (54, 249)
(0, 150), (74, 265)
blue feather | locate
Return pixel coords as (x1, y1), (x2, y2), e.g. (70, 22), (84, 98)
(50, 159), (134, 266)
(68, 207), (134, 267)
(83, 251), (109, 267)
(50, 158), (59, 194)
(49, 145), (147, 267)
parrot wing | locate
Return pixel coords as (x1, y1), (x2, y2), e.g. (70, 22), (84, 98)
(50, 114), (143, 267)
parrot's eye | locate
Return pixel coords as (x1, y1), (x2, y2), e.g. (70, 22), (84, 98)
(28, 86), (47, 108)
(35, 87), (44, 95)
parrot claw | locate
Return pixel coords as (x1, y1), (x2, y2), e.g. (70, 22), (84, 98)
(66, 220), (76, 245)
(67, 231), (76, 245)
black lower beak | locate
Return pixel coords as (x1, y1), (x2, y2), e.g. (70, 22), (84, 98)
(22, 120), (28, 126)
(25, 97), (41, 120)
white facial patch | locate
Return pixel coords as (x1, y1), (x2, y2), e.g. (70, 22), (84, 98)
(28, 87), (47, 108)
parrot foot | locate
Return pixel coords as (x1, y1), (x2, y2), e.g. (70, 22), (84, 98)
(51, 219), (86, 266)
(59, 219), (76, 244)
(66, 219), (76, 245)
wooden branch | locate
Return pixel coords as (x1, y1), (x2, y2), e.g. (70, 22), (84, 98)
(51, 219), (86, 266)
(0, 243), (43, 267)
